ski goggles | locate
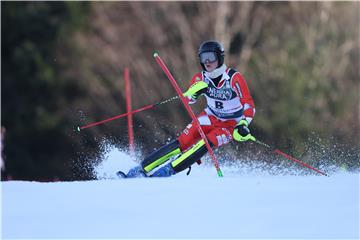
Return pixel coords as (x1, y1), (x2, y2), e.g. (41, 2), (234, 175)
(199, 52), (218, 64)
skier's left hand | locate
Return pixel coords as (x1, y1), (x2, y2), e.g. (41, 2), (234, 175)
(233, 120), (255, 142)
(183, 81), (208, 101)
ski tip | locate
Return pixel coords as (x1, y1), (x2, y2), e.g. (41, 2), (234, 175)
(75, 126), (81, 133)
(116, 171), (127, 179)
(153, 52), (158, 57)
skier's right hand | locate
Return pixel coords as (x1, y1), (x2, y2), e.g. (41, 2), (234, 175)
(183, 81), (208, 101)
(233, 120), (256, 142)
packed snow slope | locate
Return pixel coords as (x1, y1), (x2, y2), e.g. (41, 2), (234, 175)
(2, 148), (359, 239)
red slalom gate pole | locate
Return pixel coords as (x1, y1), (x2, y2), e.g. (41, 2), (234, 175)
(124, 68), (135, 156)
(76, 95), (179, 132)
(153, 52), (223, 177)
(254, 139), (328, 176)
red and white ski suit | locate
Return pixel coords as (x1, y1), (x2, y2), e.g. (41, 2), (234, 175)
(177, 67), (255, 151)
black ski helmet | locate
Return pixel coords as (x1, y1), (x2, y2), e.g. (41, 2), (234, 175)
(198, 40), (225, 71)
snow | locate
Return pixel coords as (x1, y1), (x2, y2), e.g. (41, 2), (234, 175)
(1, 147), (359, 239)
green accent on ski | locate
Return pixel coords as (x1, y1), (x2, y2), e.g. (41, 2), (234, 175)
(143, 148), (181, 173)
(153, 52), (159, 57)
(171, 139), (205, 168)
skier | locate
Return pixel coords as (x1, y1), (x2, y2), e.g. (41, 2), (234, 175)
(118, 40), (256, 178)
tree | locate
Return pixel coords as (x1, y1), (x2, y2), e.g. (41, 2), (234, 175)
(1, 2), (91, 180)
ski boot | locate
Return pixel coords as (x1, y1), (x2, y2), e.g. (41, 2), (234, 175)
(117, 165), (147, 179)
(150, 163), (176, 177)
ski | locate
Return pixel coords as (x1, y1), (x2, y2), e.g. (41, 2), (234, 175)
(116, 171), (127, 179)
(116, 168), (148, 179)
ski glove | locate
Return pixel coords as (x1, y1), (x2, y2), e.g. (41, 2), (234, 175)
(233, 120), (256, 142)
(183, 81), (208, 101)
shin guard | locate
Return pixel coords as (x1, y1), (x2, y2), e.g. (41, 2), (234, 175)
(141, 140), (181, 174)
(171, 139), (208, 173)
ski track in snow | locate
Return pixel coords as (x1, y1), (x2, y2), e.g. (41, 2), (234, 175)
(2, 147), (359, 239)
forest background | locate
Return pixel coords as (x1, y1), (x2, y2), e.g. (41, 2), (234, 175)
(2, 1), (359, 180)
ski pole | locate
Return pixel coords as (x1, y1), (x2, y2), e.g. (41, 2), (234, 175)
(76, 95), (179, 132)
(253, 138), (328, 176)
(153, 52), (223, 177)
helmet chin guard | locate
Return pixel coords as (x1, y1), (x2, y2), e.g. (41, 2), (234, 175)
(198, 40), (225, 71)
